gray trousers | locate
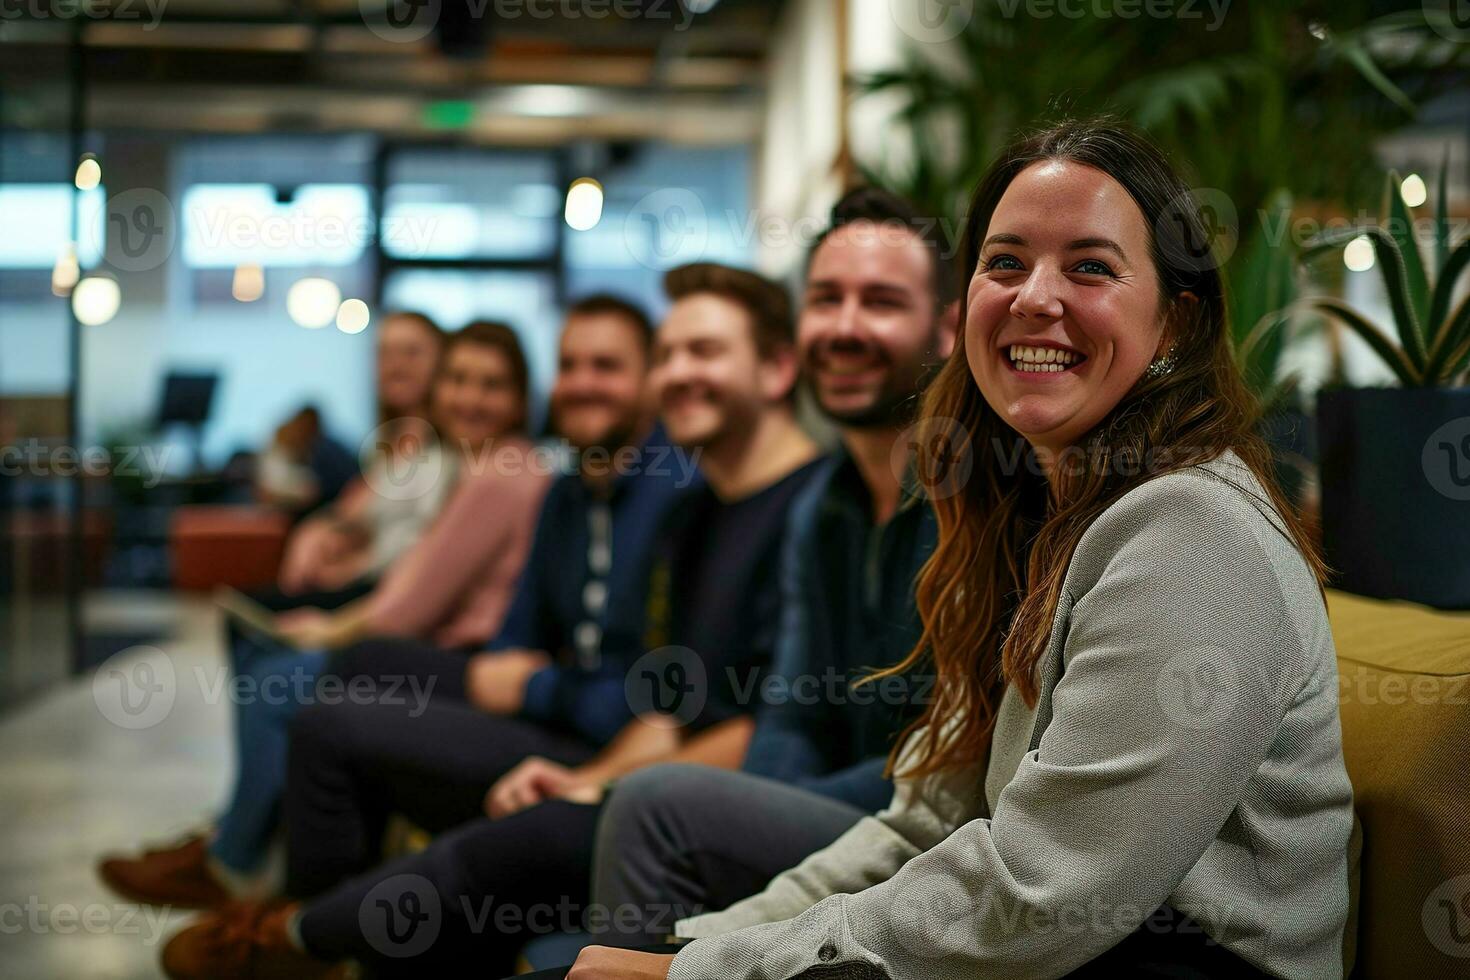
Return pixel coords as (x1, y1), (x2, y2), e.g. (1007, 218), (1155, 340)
(590, 764), (866, 949)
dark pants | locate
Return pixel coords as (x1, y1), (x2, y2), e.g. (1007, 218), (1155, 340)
(324, 634), (474, 701)
(592, 765), (868, 948)
(283, 693), (598, 899)
(296, 800), (604, 978)
(1065, 906), (1275, 977)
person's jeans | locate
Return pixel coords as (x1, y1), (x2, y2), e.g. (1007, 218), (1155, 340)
(210, 640), (328, 874)
(591, 764), (868, 949)
(212, 580), (372, 872)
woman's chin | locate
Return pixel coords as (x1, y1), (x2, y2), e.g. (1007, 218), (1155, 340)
(1002, 397), (1073, 442)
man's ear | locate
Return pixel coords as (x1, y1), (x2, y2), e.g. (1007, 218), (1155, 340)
(937, 300), (960, 359)
(760, 344), (801, 404)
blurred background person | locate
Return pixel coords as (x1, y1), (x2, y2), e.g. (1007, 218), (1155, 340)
(252, 404), (356, 518)
(275, 311), (447, 598)
(97, 320), (550, 906)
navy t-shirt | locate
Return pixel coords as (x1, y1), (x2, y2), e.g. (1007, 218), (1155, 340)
(636, 456), (830, 733)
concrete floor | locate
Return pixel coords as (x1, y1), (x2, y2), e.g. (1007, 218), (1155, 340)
(0, 592), (230, 980)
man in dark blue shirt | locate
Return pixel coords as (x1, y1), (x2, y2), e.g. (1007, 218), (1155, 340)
(471, 420), (701, 745)
(271, 295), (699, 899)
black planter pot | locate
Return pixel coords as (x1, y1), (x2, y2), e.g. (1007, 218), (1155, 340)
(1316, 386), (1470, 610)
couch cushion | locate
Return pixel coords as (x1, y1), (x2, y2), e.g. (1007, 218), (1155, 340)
(1327, 589), (1470, 976)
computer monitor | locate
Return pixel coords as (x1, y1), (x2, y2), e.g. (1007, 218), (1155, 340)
(156, 372), (217, 429)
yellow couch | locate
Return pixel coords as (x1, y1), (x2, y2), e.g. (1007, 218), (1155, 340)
(1327, 589), (1470, 977)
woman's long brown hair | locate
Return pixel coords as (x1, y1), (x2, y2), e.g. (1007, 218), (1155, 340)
(873, 118), (1326, 780)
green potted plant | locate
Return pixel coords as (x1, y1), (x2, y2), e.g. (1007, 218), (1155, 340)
(1228, 191), (1323, 503)
(1302, 166), (1470, 608)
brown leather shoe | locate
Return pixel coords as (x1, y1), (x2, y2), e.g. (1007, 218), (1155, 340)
(161, 901), (344, 980)
(97, 835), (231, 909)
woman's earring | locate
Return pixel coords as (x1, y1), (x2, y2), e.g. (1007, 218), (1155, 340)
(1145, 346), (1177, 379)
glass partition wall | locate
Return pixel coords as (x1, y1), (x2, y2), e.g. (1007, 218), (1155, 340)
(0, 23), (87, 706)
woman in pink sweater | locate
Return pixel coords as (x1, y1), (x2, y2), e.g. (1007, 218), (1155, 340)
(99, 321), (552, 907)
(274, 320), (551, 652)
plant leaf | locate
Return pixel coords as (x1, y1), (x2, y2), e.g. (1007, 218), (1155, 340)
(1425, 294), (1470, 383)
(1310, 297), (1421, 386)
(1260, 373), (1303, 417)
(1428, 238), (1470, 354)
(1386, 169), (1432, 347)
(1435, 145), (1451, 270)
(1302, 224), (1426, 371)
(1331, 37), (1418, 116)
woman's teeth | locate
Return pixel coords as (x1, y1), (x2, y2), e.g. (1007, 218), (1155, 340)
(1008, 344), (1081, 373)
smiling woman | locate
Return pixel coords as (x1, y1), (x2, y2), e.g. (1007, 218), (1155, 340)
(564, 119), (1356, 980)
(968, 157), (1179, 465)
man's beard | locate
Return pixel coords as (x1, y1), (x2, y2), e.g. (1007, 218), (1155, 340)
(553, 400), (644, 455)
(661, 387), (760, 452)
(809, 346), (942, 431)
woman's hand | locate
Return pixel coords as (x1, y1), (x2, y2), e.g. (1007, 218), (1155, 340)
(484, 757), (606, 818)
(567, 947), (676, 980)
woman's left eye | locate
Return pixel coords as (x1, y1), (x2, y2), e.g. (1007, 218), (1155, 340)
(1073, 259), (1115, 276)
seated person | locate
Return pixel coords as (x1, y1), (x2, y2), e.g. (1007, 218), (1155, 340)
(588, 186), (959, 953)
(152, 188), (956, 979)
(227, 311), (449, 688)
(254, 405), (358, 519)
(275, 310), (448, 598)
(567, 120), (1357, 980)
(98, 321), (551, 906)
